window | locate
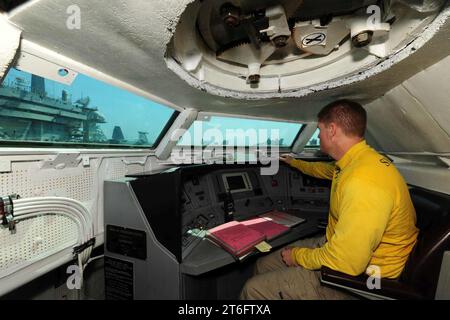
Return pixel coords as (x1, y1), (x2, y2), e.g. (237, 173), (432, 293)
(177, 116), (303, 148)
(0, 68), (177, 148)
(305, 128), (320, 147)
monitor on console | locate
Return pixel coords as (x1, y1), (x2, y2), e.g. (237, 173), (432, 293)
(222, 172), (253, 194)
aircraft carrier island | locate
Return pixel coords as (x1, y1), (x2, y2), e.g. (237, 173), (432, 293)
(0, 73), (108, 144)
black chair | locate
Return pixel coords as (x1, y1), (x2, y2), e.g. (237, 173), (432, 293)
(320, 187), (450, 300)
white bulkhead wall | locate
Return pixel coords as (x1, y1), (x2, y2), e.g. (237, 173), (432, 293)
(366, 54), (450, 153)
(366, 54), (450, 194)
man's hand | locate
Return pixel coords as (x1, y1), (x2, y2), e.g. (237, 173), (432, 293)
(279, 154), (294, 165)
(281, 247), (298, 267)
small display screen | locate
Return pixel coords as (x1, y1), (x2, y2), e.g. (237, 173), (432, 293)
(226, 175), (246, 191)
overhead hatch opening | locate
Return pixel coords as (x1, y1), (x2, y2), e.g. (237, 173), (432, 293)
(167, 0), (446, 96)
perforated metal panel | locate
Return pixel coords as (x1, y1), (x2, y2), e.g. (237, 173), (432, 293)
(0, 166), (33, 197)
(106, 159), (127, 180)
(35, 168), (95, 201)
(0, 162), (94, 201)
(0, 214), (79, 278)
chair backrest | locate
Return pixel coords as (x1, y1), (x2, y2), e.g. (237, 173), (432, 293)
(401, 188), (450, 299)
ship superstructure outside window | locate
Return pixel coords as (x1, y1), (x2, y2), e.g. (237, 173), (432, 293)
(305, 128), (320, 148)
(0, 68), (177, 148)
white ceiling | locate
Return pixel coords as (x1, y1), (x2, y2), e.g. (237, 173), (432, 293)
(7, 0), (450, 122)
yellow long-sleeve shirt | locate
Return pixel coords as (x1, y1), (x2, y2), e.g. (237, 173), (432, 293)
(290, 140), (418, 279)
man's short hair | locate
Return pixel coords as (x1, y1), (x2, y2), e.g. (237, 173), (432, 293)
(318, 99), (367, 137)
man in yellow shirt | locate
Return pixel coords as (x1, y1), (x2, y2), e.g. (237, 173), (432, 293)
(240, 99), (418, 299)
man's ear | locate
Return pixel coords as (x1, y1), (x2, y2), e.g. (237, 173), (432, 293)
(328, 122), (337, 137)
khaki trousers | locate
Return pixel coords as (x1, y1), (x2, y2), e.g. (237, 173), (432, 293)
(240, 235), (356, 300)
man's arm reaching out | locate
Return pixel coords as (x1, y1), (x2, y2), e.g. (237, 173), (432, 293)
(280, 154), (335, 180)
